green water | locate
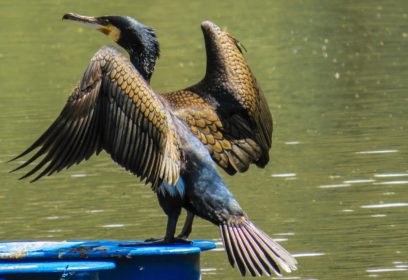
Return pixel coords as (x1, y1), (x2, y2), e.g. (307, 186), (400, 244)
(1, 0), (408, 279)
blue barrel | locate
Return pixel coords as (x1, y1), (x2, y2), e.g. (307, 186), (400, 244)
(0, 240), (216, 280)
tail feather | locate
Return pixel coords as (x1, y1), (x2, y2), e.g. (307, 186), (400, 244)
(229, 225), (258, 276)
(240, 226), (274, 275)
(232, 225), (263, 276)
(242, 223), (284, 274)
(220, 219), (297, 277)
(246, 221), (295, 272)
(222, 224), (246, 275)
(220, 224), (235, 266)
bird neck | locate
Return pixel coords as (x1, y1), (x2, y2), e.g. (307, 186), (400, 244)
(118, 20), (160, 83)
(128, 49), (156, 83)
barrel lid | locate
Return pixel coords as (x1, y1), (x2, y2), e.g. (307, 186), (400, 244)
(0, 261), (115, 273)
(0, 240), (216, 260)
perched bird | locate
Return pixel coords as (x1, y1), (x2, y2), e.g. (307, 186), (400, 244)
(58, 13), (273, 240)
(10, 14), (296, 276)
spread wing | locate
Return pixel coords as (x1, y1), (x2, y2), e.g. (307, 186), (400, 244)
(162, 22), (272, 175)
(202, 31), (273, 168)
(163, 90), (262, 175)
(11, 46), (181, 190)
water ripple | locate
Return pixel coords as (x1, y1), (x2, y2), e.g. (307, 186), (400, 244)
(273, 238), (288, 242)
(275, 232), (295, 236)
(361, 203), (408, 209)
(374, 173), (408, 178)
(343, 179), (376, 184)
(271, 173), (297, 178)
(85, 209), (105, 214)
(201, 267), (217, 274)
(70, 173), (87, 178)
(374, 181), (408, 185)
(356, 149), (398, 154)
(285, 141), (301, 145)
(211, 247), (225, 252)
(101, 224), (125, 228)
(319, 183), (350, 189)
(367, 268), (407, 273)
(292, 252), (325, 258)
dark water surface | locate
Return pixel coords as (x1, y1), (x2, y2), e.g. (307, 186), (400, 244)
(1, 1), (408, 279)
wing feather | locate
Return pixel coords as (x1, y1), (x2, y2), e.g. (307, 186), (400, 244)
(11, 46), (181, 190)
(162, 22), (272, 174)
(206, 29), (273, 167)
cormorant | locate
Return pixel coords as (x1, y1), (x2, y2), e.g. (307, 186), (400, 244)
(59, 13), (274, 241)
(10, 14), (296, 276)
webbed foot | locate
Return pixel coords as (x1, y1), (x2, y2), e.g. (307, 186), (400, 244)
(173, 237), (191, 244)
(144, 237), (191, 245)
(118, 240), (147, 247)
(176, 233), (190, 241)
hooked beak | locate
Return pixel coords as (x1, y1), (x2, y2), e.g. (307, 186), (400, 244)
(62, 13), (102, 28)
(62, 13), (121, 42)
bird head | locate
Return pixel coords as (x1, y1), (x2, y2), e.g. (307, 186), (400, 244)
(62, 13), (159, 82)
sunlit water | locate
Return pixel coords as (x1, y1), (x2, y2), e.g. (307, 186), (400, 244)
(1, 1), (408, 279)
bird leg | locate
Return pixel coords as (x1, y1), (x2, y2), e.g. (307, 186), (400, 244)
(119, 191), (190, 247)
(176, 211), (195, 240)
(142, 190), (191, 245)
(143, 212), (191, 244)
(120, 205), (190, 246)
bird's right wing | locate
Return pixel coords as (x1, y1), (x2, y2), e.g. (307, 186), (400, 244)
(11, 46), (181, 190)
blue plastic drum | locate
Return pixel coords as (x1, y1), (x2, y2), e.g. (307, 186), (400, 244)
(0, 240), (216, 280)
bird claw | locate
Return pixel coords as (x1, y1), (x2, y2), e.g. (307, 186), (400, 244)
(173, 237), (192, 244)
(144, 237), (165, 244)
(176, 233), (190, 241)
(118, 238), (168, 246)
(144, 237), (192, 245)
(118, 237), (191, 247)
(118, 240), (147, 247)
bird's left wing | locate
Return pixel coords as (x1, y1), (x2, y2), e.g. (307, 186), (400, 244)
(11, 46), (182, 190)
(162, 21), (272, 175)
(196, 21), (273, 169)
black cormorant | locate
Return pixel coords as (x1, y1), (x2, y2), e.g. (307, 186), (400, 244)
(11, 14), (296, 276)
(60, 13), (274, 241)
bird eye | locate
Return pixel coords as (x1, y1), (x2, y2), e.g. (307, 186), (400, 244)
(98, 17), (110, 25)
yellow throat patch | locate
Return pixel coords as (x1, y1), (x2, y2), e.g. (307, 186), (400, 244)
(99, 24), (121, 42)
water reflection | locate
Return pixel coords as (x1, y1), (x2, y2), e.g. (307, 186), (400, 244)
(201, 267), (217, 275)
(319, 183), (350, 188)
(356, 149), (399, 154)
(272, 173), (297, 178)
(343, 179), (375, 184)
(85, 209), (105, 214)
(101, 224), (126, 228)
(361, 203), (408, 209)
(374, 173), (408, 178)
(70, 173), (87, 178)
(371, 214), (386, 218)
(292, 252), (325, 258)
(367, 267), (408, 273)
(374, 180), (408, 185)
